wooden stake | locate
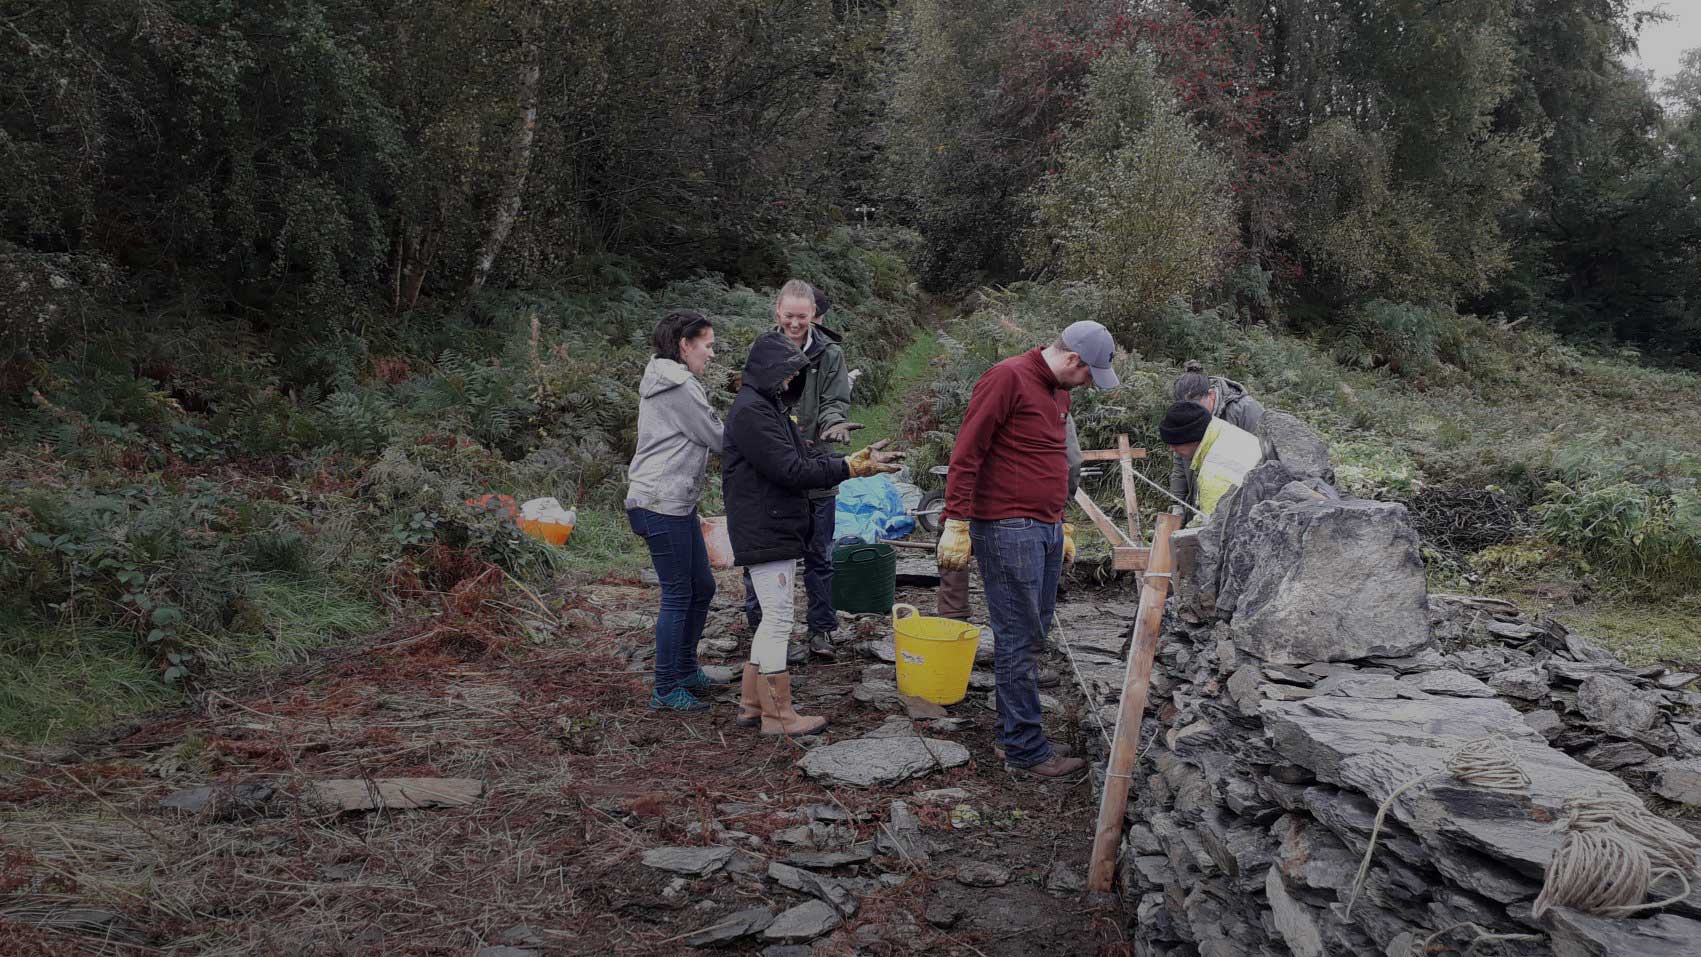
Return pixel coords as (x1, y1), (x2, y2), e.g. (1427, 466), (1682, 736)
(1087, 511), (1182, 892)
(1118, 434), (1143, 545)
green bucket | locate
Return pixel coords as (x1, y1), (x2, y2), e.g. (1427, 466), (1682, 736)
(831, 542), (897, 614)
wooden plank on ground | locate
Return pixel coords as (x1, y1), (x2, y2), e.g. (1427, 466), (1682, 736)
(307, 777), (485, 812)
(1087, 513), (1182, 892)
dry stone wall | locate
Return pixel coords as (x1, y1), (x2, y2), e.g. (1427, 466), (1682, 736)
(1065, 463), (1701, 957)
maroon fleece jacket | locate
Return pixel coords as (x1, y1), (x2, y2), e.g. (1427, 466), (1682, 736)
(944, 348), (1072, 523)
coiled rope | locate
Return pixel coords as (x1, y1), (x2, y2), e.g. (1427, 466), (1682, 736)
(1346, 735), (1531, 918)
(1529, 793), (1700, 920)
(1344, 733), (1701, 944)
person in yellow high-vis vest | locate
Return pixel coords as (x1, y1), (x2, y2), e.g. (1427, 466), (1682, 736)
(1159, 400), (1264, 520)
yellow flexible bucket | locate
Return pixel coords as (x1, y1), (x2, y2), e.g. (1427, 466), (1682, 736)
(892, 603), (981, 706)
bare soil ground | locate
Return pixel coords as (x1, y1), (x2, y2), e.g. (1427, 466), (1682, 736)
(1, 567), (1137, 956)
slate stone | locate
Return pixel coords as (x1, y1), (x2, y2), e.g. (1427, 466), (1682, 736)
(1576, 673), (1662, 737)
(1368, 648), (1449, 673)
(474, 948), (536, 957)
(1408, 670), (1496, 698)
(1256, 412), (1335, 484)
(683, 907), (775, 947)
(1044, 860), (1085, 896)
(768, 862), (859, 916)
(924, 899), (963, 928)
(927, 717), (975, 732)
(1656, 672), (1700, 690)
(1547, 908), (1701, 956)
(1313, 674), (1420, 699)
(796, 737), (969, 787)
(1549, 660), (1629, 684)
(761, 900), (841, 943)
(858, 638), (897, 663)
(1651, 757), (1701, 805)
(1262, 695), (1639, 876)
(1486, 620), (1542, 640)
(1133, 855), (1175, 885)
(1224, 497), (1430, 664)
(761, 947), (812, 957)
(496, 925), (545, 947)
(160, 786), (216, 814)
(901, 694), (949, 720)
(641, 846), (734, 877)
(861, 715), (917, 739)
(1227, 664), (1263, 717)
(1265, 867), (1325, 957)
(1523, 709), (1564, 739)
(874, 800), (929, 862)
(1488, 667), (1549, 700)
(955, 861), (1012, 887)
(783, 844), (874, 869)
(1262, 665), (1319, 687)
(1576, 740), (1656, 771)
(967, 670), (996, 691)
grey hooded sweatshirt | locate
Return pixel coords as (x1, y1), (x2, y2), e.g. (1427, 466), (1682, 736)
(624, 358), (724, 516)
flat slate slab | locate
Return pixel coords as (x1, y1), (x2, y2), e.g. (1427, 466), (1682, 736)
(762, 900), (842, 943)
(684, 906), (775, 947)
(641, 845), (734, 877)
(796, 737), (970, 787)
(1262, 695), (1638, 879)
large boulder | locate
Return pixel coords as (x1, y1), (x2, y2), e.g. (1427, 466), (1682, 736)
(1258, 411), (1335, 484)
(1178, 461), (1333, 621)
(1223, 496), (1430, 663)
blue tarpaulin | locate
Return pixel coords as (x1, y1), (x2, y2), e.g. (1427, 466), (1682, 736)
(833, 475), (916, 543)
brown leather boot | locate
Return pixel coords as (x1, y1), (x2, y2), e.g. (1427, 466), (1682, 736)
(736, 664), (761, 728)
(758, 672), (828, 736)
(996, 741), (1073, 763)
(1008, 753), (1087, 778)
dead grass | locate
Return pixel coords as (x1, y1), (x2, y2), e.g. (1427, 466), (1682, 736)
(1, 574), (1134, 955)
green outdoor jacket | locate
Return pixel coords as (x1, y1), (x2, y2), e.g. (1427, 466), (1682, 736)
(790, 323), (852, 500)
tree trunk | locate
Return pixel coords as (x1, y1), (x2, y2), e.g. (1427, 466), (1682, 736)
(465, 37), (542, 302)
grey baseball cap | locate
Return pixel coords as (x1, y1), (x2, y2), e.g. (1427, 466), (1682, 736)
(1060, 320), (1120, 389)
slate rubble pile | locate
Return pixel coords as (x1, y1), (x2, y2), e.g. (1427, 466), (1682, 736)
(1062, 462), (1701, 957)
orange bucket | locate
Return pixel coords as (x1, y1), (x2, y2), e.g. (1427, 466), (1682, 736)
(701, 515), (734, 569)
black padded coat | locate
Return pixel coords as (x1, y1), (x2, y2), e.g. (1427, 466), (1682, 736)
(722, 331), (851, 566)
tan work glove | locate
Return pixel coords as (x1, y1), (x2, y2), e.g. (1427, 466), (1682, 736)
(819, 421), (864, 445)
(1062, 522), (1076, 566)
(936, 519), (972, 571)
(847, 439), (904, 477)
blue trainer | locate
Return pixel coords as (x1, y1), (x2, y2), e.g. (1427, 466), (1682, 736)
(677, 669), (729, 690)
(649, 688), (710, 711)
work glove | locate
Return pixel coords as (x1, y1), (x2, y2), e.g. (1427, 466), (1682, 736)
(847, 439), (904, 477)
(936, 519), (972, 571)
(819, 421), (864, 445)
(1062, 522), (1077, 566)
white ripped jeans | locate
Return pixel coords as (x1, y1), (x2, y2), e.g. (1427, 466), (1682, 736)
(747, 559), (796, 674)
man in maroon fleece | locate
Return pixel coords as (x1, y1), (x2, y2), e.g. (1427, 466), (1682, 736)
(938, 320), (1122, 777)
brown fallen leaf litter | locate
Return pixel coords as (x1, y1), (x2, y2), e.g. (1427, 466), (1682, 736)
(1, 557), (1139, 956)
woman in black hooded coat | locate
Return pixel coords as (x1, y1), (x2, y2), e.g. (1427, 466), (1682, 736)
(722, 330), (899, 735)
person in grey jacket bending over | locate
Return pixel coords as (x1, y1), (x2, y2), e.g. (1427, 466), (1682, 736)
(625, 310), (727, 711)
(1168, 361), (1266, 512)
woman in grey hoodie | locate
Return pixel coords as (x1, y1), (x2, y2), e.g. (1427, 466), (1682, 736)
(626, 310), (727, 711)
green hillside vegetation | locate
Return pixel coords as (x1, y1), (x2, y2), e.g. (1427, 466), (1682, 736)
(4, 0), (1700, 741)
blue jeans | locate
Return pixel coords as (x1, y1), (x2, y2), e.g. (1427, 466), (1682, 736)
(744, 494), (838, 635)
(971, 517), (1063, 768)
(627, 508), (716, 696)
